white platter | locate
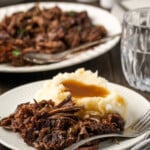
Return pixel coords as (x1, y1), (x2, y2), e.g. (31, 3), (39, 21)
(0, 2), (121, 73)
(0, 80), (149, 150)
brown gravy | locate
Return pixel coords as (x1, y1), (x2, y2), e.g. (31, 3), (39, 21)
(62, 80), (109, 98)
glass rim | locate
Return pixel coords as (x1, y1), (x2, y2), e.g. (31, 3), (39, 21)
(124, 7), (150, 15)
(123, 7), (150, 29)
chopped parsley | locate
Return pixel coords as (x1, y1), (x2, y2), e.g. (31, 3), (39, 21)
(12, 49), (21, 57)
(68, 11), (76, 17)
(17, 28), (25, 37)
(77, 26), (82, 32)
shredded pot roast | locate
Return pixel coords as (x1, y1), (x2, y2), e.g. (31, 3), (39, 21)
(0, 4), (107, 66)
(0, 96), (125, 150)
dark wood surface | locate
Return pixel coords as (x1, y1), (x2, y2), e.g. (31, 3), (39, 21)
(0, 1), (149, 150)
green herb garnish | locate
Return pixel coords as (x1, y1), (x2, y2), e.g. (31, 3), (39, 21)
(68, 11), (76, 17)
(77, 26), (82, 32)
(17, 28), (25, 37)
(12, 49), (21, 57)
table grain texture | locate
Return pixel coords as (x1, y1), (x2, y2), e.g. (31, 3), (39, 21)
(0, 0), (149, 150)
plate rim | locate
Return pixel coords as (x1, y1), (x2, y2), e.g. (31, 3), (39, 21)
(0, 2), (121, 73)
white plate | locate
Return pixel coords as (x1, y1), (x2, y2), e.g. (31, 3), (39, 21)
(0, 80), (149, 150)
(0, 2), (121, 73)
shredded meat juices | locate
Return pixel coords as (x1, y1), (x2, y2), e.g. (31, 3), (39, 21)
(0, 4), (107, 66)
(0, 96), (125, 150)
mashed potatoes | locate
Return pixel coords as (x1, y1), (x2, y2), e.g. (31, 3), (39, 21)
(35, 68), (127, 119)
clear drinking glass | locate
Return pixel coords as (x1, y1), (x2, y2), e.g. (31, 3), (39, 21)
(121, 8), (150, 92)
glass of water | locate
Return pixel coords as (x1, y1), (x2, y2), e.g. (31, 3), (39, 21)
(121, 8), (150, 92)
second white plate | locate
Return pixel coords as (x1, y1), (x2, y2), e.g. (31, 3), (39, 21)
(0, 2), (121, 73)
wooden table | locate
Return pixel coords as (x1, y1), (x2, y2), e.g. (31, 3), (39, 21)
(0, 1), (149, 150)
